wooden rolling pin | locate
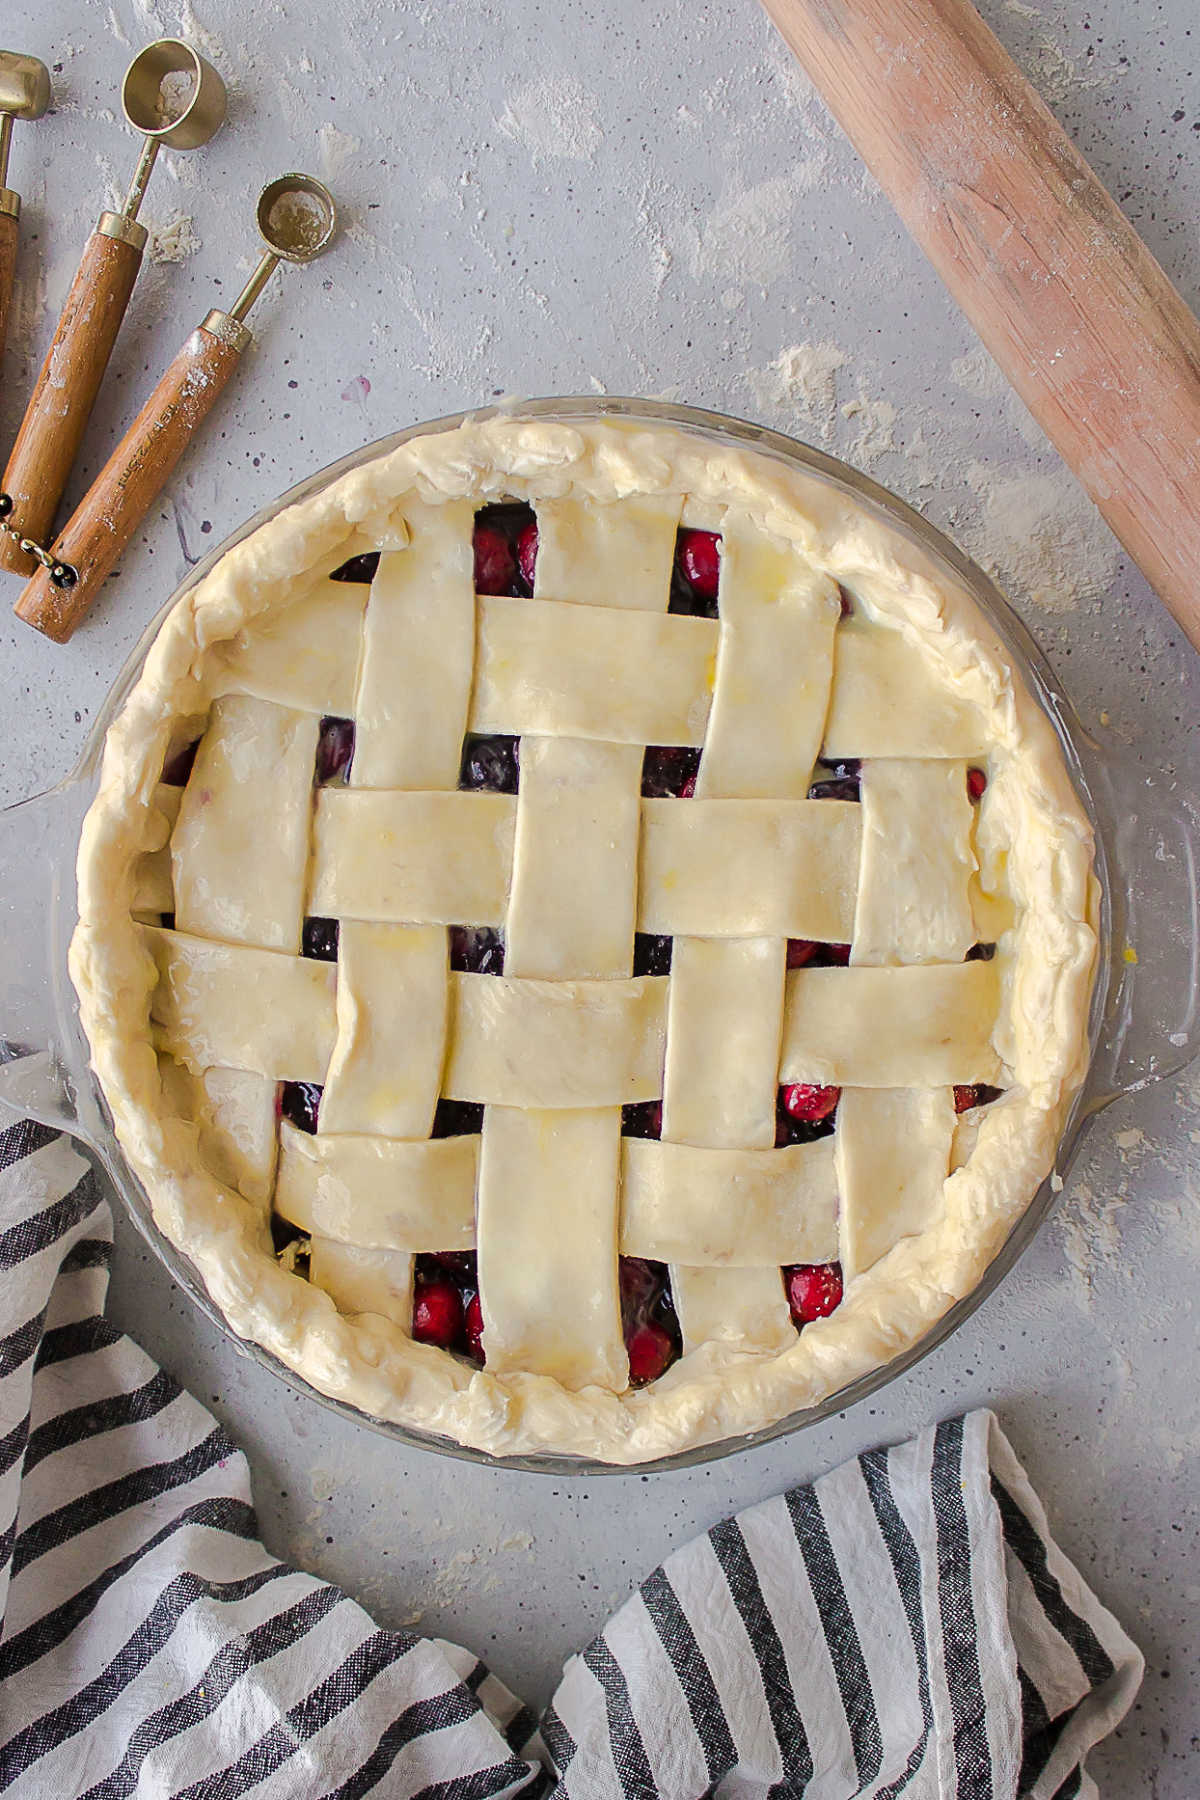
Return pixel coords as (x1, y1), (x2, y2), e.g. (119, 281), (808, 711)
(759, 0), (1200, 652)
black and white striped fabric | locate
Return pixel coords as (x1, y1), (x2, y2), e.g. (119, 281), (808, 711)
(0, 1114), (1142, 1799)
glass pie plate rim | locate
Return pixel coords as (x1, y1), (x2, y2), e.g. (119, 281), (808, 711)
(3, 393), (1197, 1476)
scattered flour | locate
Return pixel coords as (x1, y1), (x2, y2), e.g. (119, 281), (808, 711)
(318, 123), (360, 184)
(148, 210), (202, 265)
(686, 166), (817, 290)
(959, 462), (1121, 612)
(746, 342), (846, 438)
(1055, 1180), (1128, 1299)
(497, 75), (603, 166)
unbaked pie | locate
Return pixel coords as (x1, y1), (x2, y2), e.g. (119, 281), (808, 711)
(71, 411), (1097, 1462)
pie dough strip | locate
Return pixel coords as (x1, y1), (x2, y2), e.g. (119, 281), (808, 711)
(639, 798), (861, 940)
(477, 1107), (627, 1390)
(836, 1088), (957, 1282)
(663, 938), (795, 1354)
(351, 504), (479, 789)
(210, 579), (369, 718)
(157, 1059), (278, 1211)
(444, 972), (667, 1108)
(141, 924), (337, 1083)
(822, 622), (989, 759)
(319, 923), (448, 1137)
(696, 528), (841, 798)
(308, 1239), (414, 1332)
(781, 961), (1001, 1087)
(470, 596), (718, 746)
(171, 694), (320, 955)
(533, 495), (682, 611)
(132, 784), (183, 917)
(310, 790), (516, 925)
(851, 760), (977, 965)
(621, 1137), (838, 1266)
(275, 1122), (476, 1249)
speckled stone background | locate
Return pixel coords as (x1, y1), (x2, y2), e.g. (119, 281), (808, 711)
(2, 0), (1198, 1789)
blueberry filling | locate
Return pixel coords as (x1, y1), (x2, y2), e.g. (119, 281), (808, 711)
(808, 757), (861, 802)
(270, 1213), (311, 1272)
(431, 1098), (485, 1137)
(641, 745), (701, 798)
(329, 551), (381, 584)
(280, 1081), (322, 1134)
(633, 933), (672, 977)
(966, 942), (997, 962)
(621, 1101), (663, 1141)
(449, 926), (504, 975)
(162, 739), (200, 786)
(302, 917), (339, 962)
(459, 733), (520, 794)
(316, 716), (355, 785)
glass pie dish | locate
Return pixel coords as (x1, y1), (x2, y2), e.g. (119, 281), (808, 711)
(3, 396), (1197, 1474)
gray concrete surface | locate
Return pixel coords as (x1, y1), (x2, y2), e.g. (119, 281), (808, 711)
(1, 0), (1197, 1789)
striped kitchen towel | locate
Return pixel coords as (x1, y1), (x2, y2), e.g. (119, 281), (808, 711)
(0, 1113), (1142, 1799)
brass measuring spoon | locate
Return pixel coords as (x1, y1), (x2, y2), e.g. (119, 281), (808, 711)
(0, 39), (225, 577)
(0, 51), (51, 372)
(14, 175), (337, 643)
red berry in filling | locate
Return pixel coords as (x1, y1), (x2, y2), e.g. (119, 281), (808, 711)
(413, 1279), (465, 1349)
(825, 943), (852, 966)
(474, 522), (516, 595)
(967, 766), (987, 801)
(280, 1081), (322, 1134)
(781, 1082), (840, 1123)
(162, 739), (200, 786)
(464, 1291), (485, 1363)
(954, 1084), (979, 1114)
(677, 529), (721, 601)
(627, 1321), (675, 1385)
(786, 1262), (843, 1325)
(838, 586), (853, 618)
(787, 938), (817, 969)
(517, 520), (539, 590)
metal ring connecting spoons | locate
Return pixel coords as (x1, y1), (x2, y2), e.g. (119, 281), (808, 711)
(15, 175), (339, 644)
(0, 39), (226, 578)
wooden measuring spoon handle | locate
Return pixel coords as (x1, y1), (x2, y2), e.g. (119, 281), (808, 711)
(758, 0), (1200, 653)
(14, 320), (246, 643)
(0, 217), (145, 578)
(0, 211), (18, 374)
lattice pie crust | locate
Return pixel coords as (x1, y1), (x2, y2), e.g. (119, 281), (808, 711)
(71, 416), (1097, 1463)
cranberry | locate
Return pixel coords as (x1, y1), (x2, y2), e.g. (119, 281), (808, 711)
(316, 716), (355, 785)
(280, 1081), (322, 1134)
(329, 551), (380, 584)
(413, 1279), (465, 1349)
(449, 925), (505, 975)
(162, 739), (200, 786)
(474, 523), (516, 596)
(822, 943), (852, 966)
(517, 520), (539, 590)
(627, 1322), (675, 1385)
(459, 733), (519, 794)
(464, 1291), (485, 1363)
(642, 746), (701, 798)
(954, 1085), (979, 1114)
(302, 917), (339, 962)
(787, 939), (817, 969)
(677, 529), (721, 602)
(781, 1082), (840, 1123)
(786, 1262), (843, 1325)
(679, 773), (697, 798)
(621, 1100), (663, 1140)
(967, 766), (988, 801)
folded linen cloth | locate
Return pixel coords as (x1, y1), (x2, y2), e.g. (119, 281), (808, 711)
(0, 1115), (1142, 1799)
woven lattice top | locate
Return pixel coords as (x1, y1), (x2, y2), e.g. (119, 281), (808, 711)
(134, 489), (1003, 1394)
